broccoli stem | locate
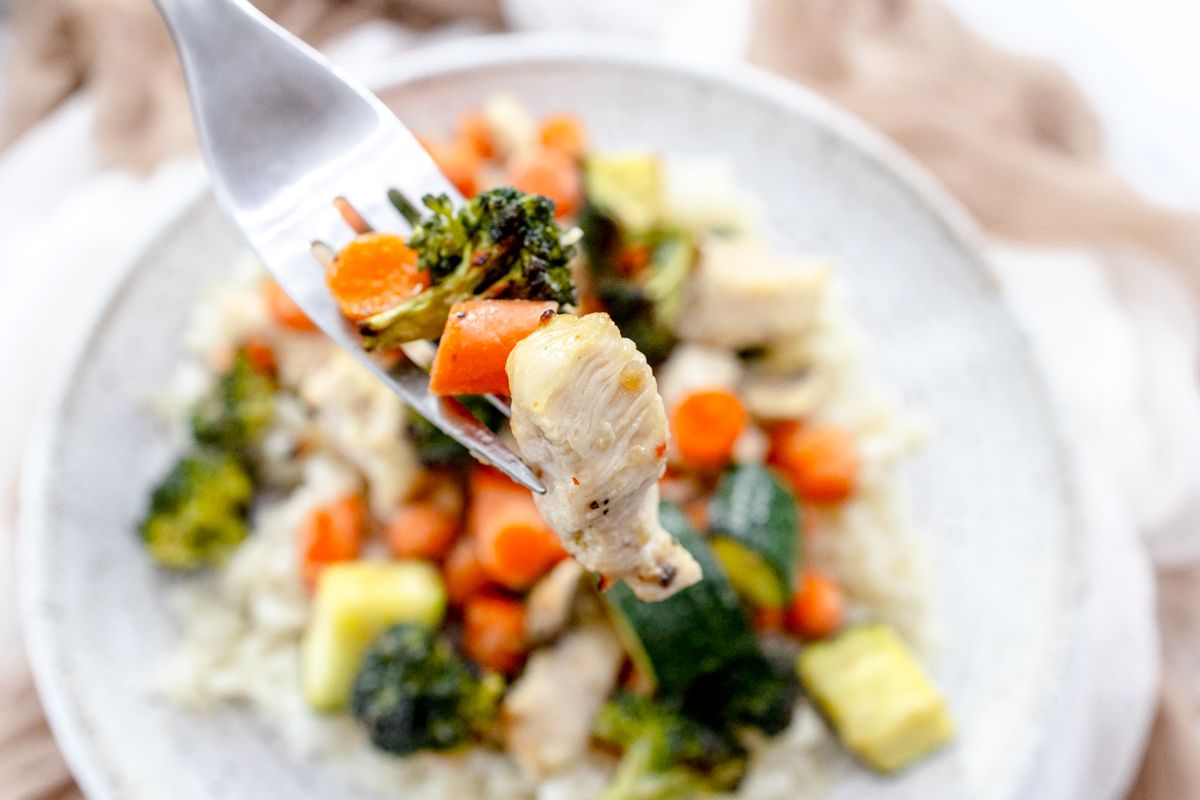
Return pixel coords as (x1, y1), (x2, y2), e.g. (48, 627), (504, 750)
(598, 738), (709, 800)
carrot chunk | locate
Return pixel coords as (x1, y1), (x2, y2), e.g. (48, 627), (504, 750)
(385, 502), (459, 562)
(538, 112), (588, 160)
(444, 537), (491, 607)
(458, 111), (496, 160)
(469, 467), (567, 591)
(463, 592), (527, 674)
(263, 276), (317, 331)
(770, 422), (859, 505)
(754, 605), (786, 632)
(241, 337), (277, 376)
(429, 300), (558, 396)
(786, 569), (846, 639)
(671, 389), (747, 470)
(616, 243), (653, 277)
(327, 232), (428, 322)
(507, 146), (582, 219)
(299, 494), (367, 590)
(420, 136), (482, 199)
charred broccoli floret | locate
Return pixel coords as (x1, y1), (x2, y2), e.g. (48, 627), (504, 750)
(592, 693), (747, 800)
(191, 348), (276, 449)
(360, 188), (577, 349)
(682, 653), (801, 737)
(140, 448), (254, 569)
(351, 624), (502, 755)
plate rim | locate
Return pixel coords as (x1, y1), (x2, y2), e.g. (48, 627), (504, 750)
(17, 31), (1089, 800)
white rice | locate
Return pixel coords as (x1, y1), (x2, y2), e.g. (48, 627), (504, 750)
(155, 207), (934, 799)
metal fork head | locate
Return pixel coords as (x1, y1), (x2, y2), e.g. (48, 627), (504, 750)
(153, 0), (544, 491)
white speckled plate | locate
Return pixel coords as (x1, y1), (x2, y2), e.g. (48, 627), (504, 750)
(19, 33), (1083, 800)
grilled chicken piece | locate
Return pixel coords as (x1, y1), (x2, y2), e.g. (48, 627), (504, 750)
(524, 558), (587, 645)
(504, 625), (625, 778)
(507, 313), (701, 601)
(673, 236), (828, 349)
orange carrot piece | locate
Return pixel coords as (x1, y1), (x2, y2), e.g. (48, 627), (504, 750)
(754, 605), (786, 632)
(469, 467), (567, 591)
(445, 537), (491, 607)
(770, 423), (858, 505)
(786, 569), (846, 639)
(671, 389), (747, 470)
(616, 243), (653, 277)
(263, 276), (317, 331)
(538, 112), (587, 160)
(421, 136), (481, 199)
(470, 464), (525, 496)
(428, 300), (558, 396)
(463, 592), (527, 674)
(385, 502), (459, 561)
(327, 232), (428, 322)
(458, 111), (496, 160)
(507, 146), (582, 219)
(299, 494), (367, 590)
(241, 337), (277, 376)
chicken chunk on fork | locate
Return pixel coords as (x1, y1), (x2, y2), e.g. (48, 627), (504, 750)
(506, 313), (702, 601)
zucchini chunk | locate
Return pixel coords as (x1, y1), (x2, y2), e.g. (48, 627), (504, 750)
(798, 624), (954, 773)
(302, 560), (447, 711)
(603, 502), (758, 696)
(583, 153), (663, 232)
(708, 464), (800, 609)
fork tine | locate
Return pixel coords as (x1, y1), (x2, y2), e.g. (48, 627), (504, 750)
(154, 0), (544, 492)
(334, 196), (373, 235)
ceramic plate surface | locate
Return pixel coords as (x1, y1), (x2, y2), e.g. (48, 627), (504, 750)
(20, 33), (1082, 800)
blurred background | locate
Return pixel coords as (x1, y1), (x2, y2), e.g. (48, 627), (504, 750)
(0, 1), (1198, 799)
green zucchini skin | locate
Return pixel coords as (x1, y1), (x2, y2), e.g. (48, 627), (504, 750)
(707, 464), (801, 601)
(604, 502), (758, 697)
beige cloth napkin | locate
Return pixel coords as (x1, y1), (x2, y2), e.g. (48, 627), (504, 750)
(2, 1), (1199, 799)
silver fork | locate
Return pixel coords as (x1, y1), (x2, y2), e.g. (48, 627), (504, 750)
(153, 0), (544, 492)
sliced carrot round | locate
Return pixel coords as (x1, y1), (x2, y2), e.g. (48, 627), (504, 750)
(507, 146), (582, 219)
(458, 111), (496, 160)
(469, 466), (567, 591)
(538, 112), (588, 160)
(299, 494), (366, 590)
(385, 502), (459, 561)
(770, 422), (859, 505)
(263, 277), (317, 331)
(463, 592), (527, 674)
(444, 537), (491, 607)
(671, 389), (747, 471)
(421, 136), (482, 199)
(327, 232), (428, 322)
(786, 569), (845, 639)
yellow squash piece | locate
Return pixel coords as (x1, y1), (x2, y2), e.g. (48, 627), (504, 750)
(302, 560), (447, 711)
(797, 624), (954, 773)
(583, 153), (663, 232)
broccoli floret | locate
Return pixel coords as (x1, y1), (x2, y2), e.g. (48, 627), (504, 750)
(682, 653), (801, 737)
(405, 396), (508, 466)
(581, 202), (691, 367)
(140, 448), (254, 569)
(191, 348), (276, 449)
(593, 693), (747, 800)
(360, 188), (577, 349)
(351, 624), (502, 755)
